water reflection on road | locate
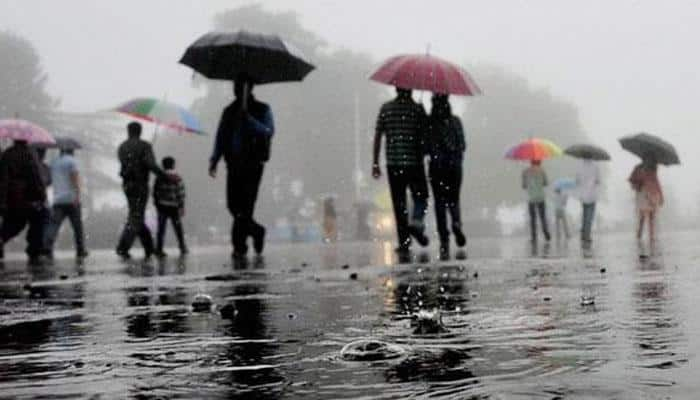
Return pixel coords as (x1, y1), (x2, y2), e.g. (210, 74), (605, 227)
(1, 233), (699, 399)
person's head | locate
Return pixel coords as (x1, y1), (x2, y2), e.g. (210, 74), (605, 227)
(60, 148), (74, 156)
(127, 121), (142, 138)
(395, 87), (412, 98)
(162, 156), (175, 170)
(431, 93), (451, 119)
(531, 159), (542, 166)
(234, 77), (255, 99)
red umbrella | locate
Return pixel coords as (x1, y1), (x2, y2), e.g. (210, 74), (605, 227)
(370, 54), (482, 96)
(0, 119), (56, 145)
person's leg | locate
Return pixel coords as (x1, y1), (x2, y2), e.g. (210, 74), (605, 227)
(245, 164), (266, 254)
(429, 166), (449, 244)
(171, 213), (187, 253)
(387, 166), (410, 249)
(528, 202), (537, 241)
(637, 211), (645, 240)
(555, 213), (562, 240)
(66, 205), (87, 256)
(25, 207), (47, 259)
(562, 212), (570, 239)
(117, 185), (141, 255)
(2, 212), (28, 246)
(227, 164), (248, 256)
(130, 186), (153, 256)
(156, 208), (168, 254)
(44, 205), (67, 255)
(538, 202), (551, 241)
(649, 210), (656, 242)
(448, 167), (466, 247)
(581, 203), (591, 241)
(407, 165), (430, 247)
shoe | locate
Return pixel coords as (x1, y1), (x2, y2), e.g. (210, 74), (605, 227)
(253, 227), (266, 255)
(116, 250), (132, 260)
(453, 225), (467, 247)
(154, 249), (167, 258)
(232, 251), (247, 261)
(76, 250), (89, 259)
(439, 243), (450, 261)
(180, 247), (189, 256)
(28, 255), (42, 266)
(407, 224), (429, 247)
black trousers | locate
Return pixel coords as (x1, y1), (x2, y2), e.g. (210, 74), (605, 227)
(116, 183), (154, 254)
(156, 206), (186, 251)
(387, 165), (429, 248)
(44, 203), (86, 253)
(226, 161), (265, 254)
(1, 206), (48, 257)
(429, 164), (463, 241)
(528, 201), (551, 241)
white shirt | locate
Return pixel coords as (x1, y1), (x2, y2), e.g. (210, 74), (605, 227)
(575, 160), (600, 204)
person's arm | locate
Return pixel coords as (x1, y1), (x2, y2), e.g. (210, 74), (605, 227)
(542, 170), (548, 187)
(455, 117), (466, 153)
(418, 105), (429, 157)
(144, 144), (166, 178)
(0, 155), (8, 215)
(628, 166), (641, 191)
(245, 106), (274, 137)
(178, 178), (186, 216)
(209, 108), (230, 178)
(372, 107), (384, 179)
(70, 161), (81, 205)
(28, 151), (46, 204)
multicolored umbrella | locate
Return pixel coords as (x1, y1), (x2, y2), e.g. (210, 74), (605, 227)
(0, 119), (55, 145)
(370, 54), (481, 96)
(505, 138), (563, 161)
(114, 98), (205, 135)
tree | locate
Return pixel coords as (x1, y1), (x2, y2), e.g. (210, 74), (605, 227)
(0, 31), (58, 125)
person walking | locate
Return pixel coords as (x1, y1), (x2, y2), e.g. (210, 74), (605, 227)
(427, 93), (466, 259)
(116, 122), (167, 259)
(629, 156), (663, 242)
(0, 140), (48, 263)
(153, 156), (187, 257)
(552, 187), (570, 240)
(43, 147), (88, 258)
(322, 196), (338, 243)
(209, 78), (274, 260)
(372, 87), (430, 254)
(576, 158), (600, 242)
(522, 160), (551, 242)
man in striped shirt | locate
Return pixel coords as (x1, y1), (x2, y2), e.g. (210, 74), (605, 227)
(372, 87), (430, 254)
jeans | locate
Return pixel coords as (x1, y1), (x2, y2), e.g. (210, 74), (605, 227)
(387, 165), (429, 248)
(554, 209), (570, 239)
(156, 206), (186, 252)
(226, 160), (265, 254)
(429, 164), (463, 241)
(1, 206), (48, 258)
(44, 203), (86, 254)
(528, 201), (551, 241)
(581, 202), (596, 241)
(116, 183), (154, 255)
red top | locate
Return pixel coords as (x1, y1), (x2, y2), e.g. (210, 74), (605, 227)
(629, 164), (664, 207)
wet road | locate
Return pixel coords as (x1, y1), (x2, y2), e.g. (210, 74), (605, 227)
(1, 232), (699, 399)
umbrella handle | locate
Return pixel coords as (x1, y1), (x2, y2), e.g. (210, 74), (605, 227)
(242, 82), (249, 112)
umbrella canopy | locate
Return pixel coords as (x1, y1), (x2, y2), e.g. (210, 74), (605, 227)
(553, 178), (576, 191)
(114, 98), (205, 135)
(0, 119), (55, 145)
(619, 132), (679, 165)
(179, 30), (315, 83)
(564, 144), (611, 161)
(505, 138), (563, 161)
(370, 54), (482, 96)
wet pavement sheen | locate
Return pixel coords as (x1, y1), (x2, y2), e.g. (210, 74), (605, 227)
(1, 232), (699, 399)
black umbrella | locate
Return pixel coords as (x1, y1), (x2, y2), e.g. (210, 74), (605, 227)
(179, 30), (315, 83)
(564, 144), (611, 161)
(619, 132), (679, 165)
(32, 136), (83, 150)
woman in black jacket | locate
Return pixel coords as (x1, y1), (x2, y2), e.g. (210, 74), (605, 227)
(428, 94), (466, 259)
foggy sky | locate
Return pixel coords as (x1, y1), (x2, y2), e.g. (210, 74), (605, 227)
(2, 0), (699, 216)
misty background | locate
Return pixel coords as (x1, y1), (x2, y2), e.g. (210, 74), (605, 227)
(0, 0), (697, 247)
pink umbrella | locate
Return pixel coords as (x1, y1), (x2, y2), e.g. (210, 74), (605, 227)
(370, 54), (482, 96)
(0, 119), (56, 145)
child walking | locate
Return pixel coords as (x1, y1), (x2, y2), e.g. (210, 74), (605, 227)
(153, 156), (187, 256)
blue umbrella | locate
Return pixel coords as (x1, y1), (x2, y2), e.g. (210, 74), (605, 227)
(553, 178), (576, 191)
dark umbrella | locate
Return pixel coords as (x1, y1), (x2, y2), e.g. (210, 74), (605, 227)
(32, 136), (83, 150)
(179, 30), (315, 83)
(564, 144), (611, 161)
(619, 132), (679, 165)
